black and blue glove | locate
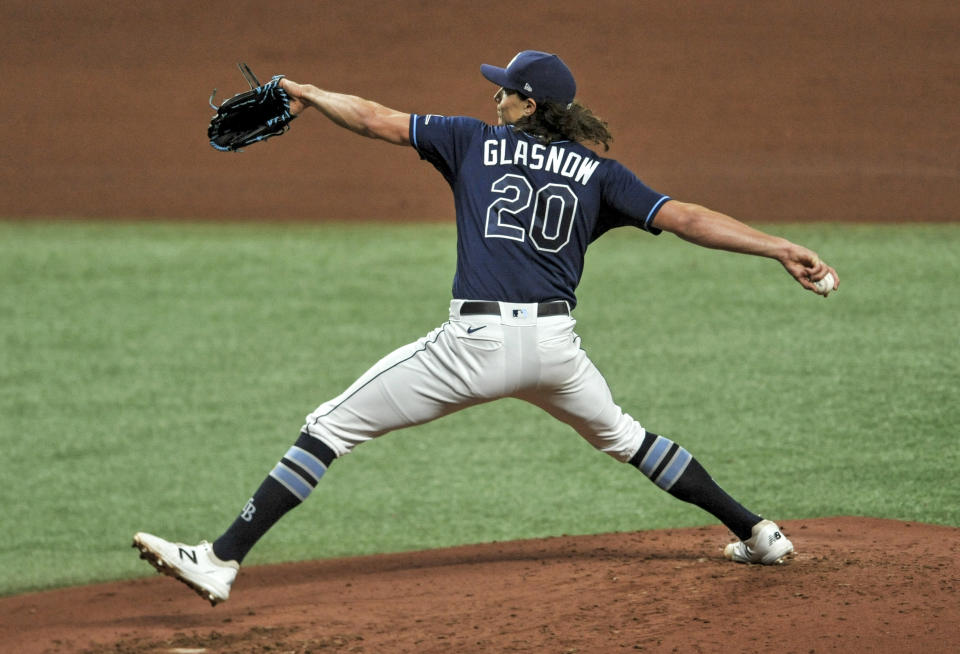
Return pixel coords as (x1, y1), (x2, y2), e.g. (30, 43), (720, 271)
(207, 63), (296, 152)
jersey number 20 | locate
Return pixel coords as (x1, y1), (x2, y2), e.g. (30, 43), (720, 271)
(485, 174), (578, 253)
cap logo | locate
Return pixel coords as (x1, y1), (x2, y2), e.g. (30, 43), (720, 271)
(523, 82), (533, 93)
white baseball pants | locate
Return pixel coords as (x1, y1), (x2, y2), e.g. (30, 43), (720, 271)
(303, 300), (646, 462)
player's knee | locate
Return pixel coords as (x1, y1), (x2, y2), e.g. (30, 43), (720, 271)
(579, 415), (646, 463)
(300, 421), (358, 459)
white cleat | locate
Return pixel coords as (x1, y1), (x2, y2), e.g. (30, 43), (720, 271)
(132, 532), (239, 606)
(724, 519), (794, 565)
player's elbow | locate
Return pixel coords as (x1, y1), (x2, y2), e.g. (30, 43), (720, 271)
(654, 201), (707, 237)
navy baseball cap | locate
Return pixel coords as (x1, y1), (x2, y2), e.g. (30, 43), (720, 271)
(481, 50), (577, 105)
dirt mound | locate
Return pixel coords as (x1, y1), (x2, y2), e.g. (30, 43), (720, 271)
(2, 517), (956, 653)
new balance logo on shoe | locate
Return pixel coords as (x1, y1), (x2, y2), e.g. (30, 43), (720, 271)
(723, 519), (794, 565)
(133, 533), (239, 606)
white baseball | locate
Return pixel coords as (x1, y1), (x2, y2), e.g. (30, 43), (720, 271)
(813, 272), (835, 296)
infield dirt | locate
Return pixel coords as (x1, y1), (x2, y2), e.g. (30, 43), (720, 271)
(2, 517), (958, 653)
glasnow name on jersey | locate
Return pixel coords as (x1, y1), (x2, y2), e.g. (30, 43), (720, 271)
(482, 138), (601, 186)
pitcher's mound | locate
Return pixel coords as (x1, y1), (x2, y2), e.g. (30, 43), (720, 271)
(2, 517), (957, 653)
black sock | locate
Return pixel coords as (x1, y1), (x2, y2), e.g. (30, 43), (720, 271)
(213, 432), (336, 564)
(629, 431), (761, 541)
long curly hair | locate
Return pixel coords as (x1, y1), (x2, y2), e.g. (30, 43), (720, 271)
(509, 90), (613, 151)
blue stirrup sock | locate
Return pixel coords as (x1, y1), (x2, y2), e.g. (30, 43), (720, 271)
(629, 431), (760, 541)
(213, 432), (336, 564)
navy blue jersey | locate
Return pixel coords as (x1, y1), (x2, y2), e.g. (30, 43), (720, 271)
(410, 114), (670, 307)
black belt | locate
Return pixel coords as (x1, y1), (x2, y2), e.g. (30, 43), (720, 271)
(459, 300), (570, 317)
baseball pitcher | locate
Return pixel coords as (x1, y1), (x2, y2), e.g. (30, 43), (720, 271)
(134, 50), (838, 605)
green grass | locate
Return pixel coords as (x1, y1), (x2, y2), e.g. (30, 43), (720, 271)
(1, 220), (957, 595)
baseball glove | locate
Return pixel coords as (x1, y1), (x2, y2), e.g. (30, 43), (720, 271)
(207, 63), (296, 152)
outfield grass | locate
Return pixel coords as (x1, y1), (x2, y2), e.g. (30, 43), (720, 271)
(1, 220), (957, 595)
